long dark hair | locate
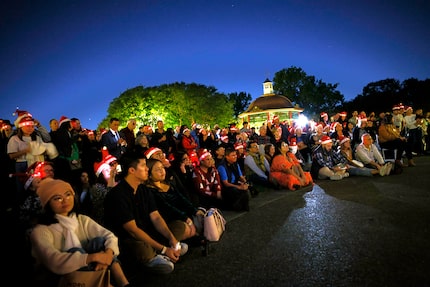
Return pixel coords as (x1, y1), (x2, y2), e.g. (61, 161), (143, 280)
(146, 158), (165, 183)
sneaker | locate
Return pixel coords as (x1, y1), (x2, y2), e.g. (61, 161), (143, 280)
(379, 164), (387, 176)
(384, 163), (392, 176)
(329, 174), (343, 180)
(179, 242), (188, 256)
(145, 255), (174, 274)
(342, 172), (349, 178)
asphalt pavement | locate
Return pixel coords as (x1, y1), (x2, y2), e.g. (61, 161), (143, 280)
(133, 155), (430, 287)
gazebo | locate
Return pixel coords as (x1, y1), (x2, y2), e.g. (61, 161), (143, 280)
(238, 78), (304, 128)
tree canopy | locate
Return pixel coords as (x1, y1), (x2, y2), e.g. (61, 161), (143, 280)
(343, 78), (430, 114)
(272, 66), (345, 119)
(99, 82), (237, 130)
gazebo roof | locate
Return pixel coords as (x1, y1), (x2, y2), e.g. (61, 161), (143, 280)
(243, 93), (297, 113)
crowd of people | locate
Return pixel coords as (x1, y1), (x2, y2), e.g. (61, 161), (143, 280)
(1, 103), (429, 286)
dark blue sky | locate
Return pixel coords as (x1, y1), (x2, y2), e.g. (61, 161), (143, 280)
(1, 0), (429, 129)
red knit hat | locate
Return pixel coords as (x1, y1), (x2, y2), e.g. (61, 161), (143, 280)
(320, 135), (332, 145)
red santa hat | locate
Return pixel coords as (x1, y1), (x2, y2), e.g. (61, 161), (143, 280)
(234, 143), (244, 150)
(320, 135), (332, 145)
(23, 161), (47, 190)
(339, 135), (350, 145)
(182, 128), (190, 134)
(273, 115), (279, 121)
(289, 138), (297, 146)
(144, 147), (162, 159)
(94, 148), (117, 177)
(59, 115), (71, 126)
(392, 104), (400, 111)
(330, 122), (340, 131)
(358, 116), (367, 123)
(13, 109), (34, 128)
(220, 135), (229, 143)
(320, 112), (328, 118)
(230, 125), (238, 132)
(17, 115), (34, 128)
(198, 149), (212, 161)
(339, 111), (347, 117)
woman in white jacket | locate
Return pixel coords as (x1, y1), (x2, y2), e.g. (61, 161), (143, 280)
(30, 178), (132, 287)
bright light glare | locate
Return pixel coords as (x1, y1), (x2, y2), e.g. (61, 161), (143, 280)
(296, 114), (308, 129)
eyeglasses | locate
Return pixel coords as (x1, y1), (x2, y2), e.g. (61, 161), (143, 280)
(51, 191), (74, 203)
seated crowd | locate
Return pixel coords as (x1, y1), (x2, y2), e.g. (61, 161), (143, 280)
(1, 103), (429, 286)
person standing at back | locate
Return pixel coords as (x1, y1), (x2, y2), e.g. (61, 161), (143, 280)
(101, 118), (127, 160)
(151, 120), (171, 156)
(119, 118), (137, 153)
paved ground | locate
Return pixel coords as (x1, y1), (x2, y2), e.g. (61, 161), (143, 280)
(132, 155), (430, 287)
(9, 155), (429, 286)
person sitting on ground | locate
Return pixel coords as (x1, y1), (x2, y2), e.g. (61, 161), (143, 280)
(198, 127), (217, 152)
(217, 147), (251, 211)
(90, 148), (120, 225)
(338, 135), (385, 177)
(145, 158), (204, 241)
(291, 127), (311, 164)
(354, 133), (392, 176)
(263, 143), (276, 166)
(378, 113), (415, 167)
(18, 161), (55, 235)
(72, 171), (95, 218)
(308, 124), (326, 152)
(234, 142), (246, 173)
(212, 144), (226, 168)
(244, 140), (273, 187)
(103, 151), (186, 275)
(134, 133), (150, 156)
(169, 150), (197, 205)
(351, 116), (368, 150)
(192, 150), (224, 209)
(30, 178), (132, 287)
(310, 135), (349, 181)
(270, 141), (313, 191)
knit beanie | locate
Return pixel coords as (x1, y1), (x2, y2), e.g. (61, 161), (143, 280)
(37, 178), (75, 208)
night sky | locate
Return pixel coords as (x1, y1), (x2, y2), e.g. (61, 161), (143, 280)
(1, 0), (429, 129)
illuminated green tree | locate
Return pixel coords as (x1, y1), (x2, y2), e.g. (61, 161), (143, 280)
(99, 82), (236, 130)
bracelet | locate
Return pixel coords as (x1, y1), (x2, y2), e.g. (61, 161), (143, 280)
(161, 246), (167, 255)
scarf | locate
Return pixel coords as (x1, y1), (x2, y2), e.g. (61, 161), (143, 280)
(250, 152), (266, 173)
(52, 213), (82, 251)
